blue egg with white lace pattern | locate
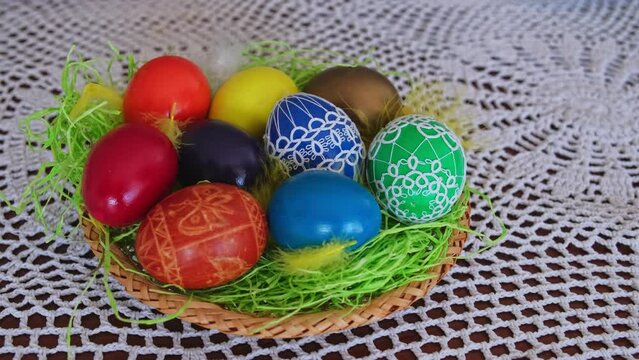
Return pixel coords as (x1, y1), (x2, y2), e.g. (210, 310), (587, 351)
(264, 93), (364, 180)
(268, 170), (382, 250)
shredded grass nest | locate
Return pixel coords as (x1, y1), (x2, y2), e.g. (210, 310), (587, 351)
(117, 181), (472, 318)
(10, 42), (505, 322)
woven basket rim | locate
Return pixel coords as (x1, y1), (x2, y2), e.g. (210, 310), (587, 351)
(82, 206), (470, 338)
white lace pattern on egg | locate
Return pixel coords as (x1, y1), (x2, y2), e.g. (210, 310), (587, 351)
(369, 116), (466, 223)
(265, 94), (365, 179)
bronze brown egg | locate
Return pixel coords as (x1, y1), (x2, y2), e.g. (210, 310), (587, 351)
(304, 66), (402, 146)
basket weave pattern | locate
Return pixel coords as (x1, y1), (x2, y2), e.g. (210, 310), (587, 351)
(82, 208), (469, 338)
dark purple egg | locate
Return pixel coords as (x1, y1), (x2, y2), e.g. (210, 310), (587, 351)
(178, 120), (265, 188)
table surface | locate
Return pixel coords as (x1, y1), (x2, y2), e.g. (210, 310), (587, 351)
(0, 0), (638, 359)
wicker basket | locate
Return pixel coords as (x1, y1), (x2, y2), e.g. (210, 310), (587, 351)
(82, 207), (470, 338)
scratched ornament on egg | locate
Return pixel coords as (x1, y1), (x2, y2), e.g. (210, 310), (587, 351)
(265, 93), (364, 180)
(135, 183), (267, 289)
(367, 115), (466, 224)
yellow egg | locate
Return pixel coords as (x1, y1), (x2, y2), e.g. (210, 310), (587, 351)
(209, 66), (298, 137)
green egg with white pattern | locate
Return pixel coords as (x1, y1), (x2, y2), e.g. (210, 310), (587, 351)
(367, 114), (466, 224)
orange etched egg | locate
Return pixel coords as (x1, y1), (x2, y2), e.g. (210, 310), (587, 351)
(135, 183), (267, 289)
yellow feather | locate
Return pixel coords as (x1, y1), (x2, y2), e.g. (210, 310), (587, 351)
(154, 107), (183, 148)
(249, 157), (290, 210)
(278, 241), (356, 274)
(403, 82), (481, 150)
(69, 83), (122, 120)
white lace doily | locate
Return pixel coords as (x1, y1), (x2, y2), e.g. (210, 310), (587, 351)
(1, 0), (638, 359)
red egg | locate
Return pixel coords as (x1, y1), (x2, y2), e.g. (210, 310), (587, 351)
(123, 55), (211, 126)
(82, 123), (178, 227)
(135, 183), (267, 289)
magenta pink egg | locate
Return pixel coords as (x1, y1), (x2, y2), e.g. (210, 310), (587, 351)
(82, 123), (178, 227)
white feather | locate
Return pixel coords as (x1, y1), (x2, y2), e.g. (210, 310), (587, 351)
(189, 37), (247, 92)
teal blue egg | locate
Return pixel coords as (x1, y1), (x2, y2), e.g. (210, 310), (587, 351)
(268, 170), (381, 250)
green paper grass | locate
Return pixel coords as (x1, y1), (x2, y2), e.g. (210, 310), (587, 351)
(5, 46), (132, 240)
(192, 188), (474, 318)
(9, 42), (506, 330)
(242, 40), (378, 89)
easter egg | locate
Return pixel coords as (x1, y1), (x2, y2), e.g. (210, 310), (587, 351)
(265, 93), (364, 180)
(178, 120), (264, 188)
(268, 170), (381, 250)
(135, 183), (267, 289)
(210, 66), (298, 137)
(304, 66), (401, 147)
(123, 56), (211, 126)
(367, 115), (466, 224)
(82, 123), (178, 227)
